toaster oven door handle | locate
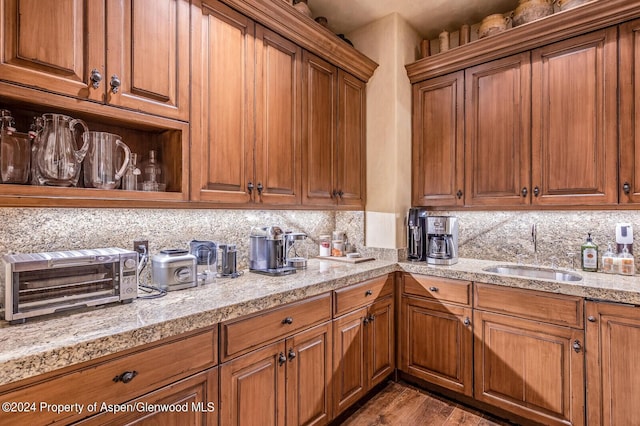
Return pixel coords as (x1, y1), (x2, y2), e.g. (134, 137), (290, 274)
(48, 255), (99, 268)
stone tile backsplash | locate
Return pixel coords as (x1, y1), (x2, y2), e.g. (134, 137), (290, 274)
(438, 210), (640, 270)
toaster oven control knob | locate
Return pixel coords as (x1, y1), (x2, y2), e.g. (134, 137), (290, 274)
(124, 258), (136, 269)
(175, 267), (193, 282)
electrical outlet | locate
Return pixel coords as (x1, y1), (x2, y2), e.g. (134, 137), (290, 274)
(133, 240), (149, 257)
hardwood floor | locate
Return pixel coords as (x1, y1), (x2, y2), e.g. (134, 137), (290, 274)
(340, 381), (515, 426)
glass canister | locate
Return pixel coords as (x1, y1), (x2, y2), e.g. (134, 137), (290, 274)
(319, 235), (331, 257)
(0, 110), (32, 184)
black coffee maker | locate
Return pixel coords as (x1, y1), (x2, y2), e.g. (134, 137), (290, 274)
(407, 208), (427, 261)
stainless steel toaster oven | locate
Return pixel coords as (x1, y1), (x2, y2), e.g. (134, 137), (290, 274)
(0, 248), (138, 324)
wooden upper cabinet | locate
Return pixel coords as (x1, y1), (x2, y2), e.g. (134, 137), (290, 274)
(254, 25), (302, 205)
(531, 28), (618, 205)
(412, 71), (464, 207)
(191, 0), (254, 203)
(302, 51), (337, 206)
(0, 0), (104, 101)
(336, 70), (366, 208)
(106, 0), (190, 121)
(619, 19), (640, 204)
(0, 0), (189, 120)
(465, 53), (531, 206)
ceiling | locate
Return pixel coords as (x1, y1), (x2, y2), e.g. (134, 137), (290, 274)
(306, 0), (519, 40)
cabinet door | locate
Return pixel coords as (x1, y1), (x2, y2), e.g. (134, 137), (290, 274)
(286, 322), (332, 426)
(585, 301), (640, 426)
(335, 70), (366, 208)
(74, 368), (218, 426)
(412, 71), (464, 207)
(366, 296), (395, 390)
(465, 53), (531, 206)
(254, 25), (302, 205)
(106, 0), (190, 121)
(400, 297), (472, 397)
(620, 19), (640, 204)
(531, 28), (617, 205)
(0, 0), (104, 102)
(220, 341), (286, 426)
(190, 0), (254, 203)
(332, 307), (367, 416)
(301, 51), (337, 206)
(474, 310), (585, 426)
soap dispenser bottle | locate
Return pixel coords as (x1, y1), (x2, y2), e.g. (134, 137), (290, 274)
(581, 233), (598, 272)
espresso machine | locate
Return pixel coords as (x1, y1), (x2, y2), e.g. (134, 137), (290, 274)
(407, 208), (427, 261)
(426, 216), (459, 265)
(249, 226), (297, 276)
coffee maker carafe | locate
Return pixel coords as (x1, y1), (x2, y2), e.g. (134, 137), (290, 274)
(407, 208), (427, 261)
(426, 216), (459, 265)
(249, 226), (297, 276)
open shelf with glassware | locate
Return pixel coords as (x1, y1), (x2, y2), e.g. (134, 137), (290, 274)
(0, 86), (188, 207)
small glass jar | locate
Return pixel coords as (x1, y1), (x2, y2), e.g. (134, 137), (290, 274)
(619, 247), (635, 276)
(319, 235), (331, 257)
(141, 149), (166, 192)
(601, 242), (617, 274)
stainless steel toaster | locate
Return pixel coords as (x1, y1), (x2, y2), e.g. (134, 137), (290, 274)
(151, 249), (197, 291)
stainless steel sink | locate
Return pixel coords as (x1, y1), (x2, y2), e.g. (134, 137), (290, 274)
(482, 265), (582, 282)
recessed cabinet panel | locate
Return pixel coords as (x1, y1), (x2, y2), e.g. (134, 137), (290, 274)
(332, 307), (366, 415)
(301, 52), (337, 205)
(620, 19), (640, 204)
(106, 0), (190, 120)
(531, 28), (617, 205)
(412, 71), (464, 207)
(191, 0), (254, 203)
(255, 25), (302, 205)
(0, 0), (104, 102)
(465, 53), (531, 206)
(336, 70), (365, 208)
(586, 301), (640, 426)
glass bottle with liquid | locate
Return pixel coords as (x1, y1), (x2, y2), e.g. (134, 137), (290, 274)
(581, 233), (598, 272)
(141, 150), (166, 192)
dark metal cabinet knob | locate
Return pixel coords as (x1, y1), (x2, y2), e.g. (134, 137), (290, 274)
(288, 348), (296, 361)
(282, 317), (294, 325)
(113, 370), (138, 384)
(338, 190), (344, 198)
(365, 290), (373, 296)
(587, 316), (596, 323)
(110, 75), (121, 94)
(257, 182), (263, 195)
(89, 69), (102, 89)
(463, 317), (471, 326)
(247, 181), (254, 195)
(456, 190), (463, 199)
(332, 189), (338, 198)
(572, 340), (582, 353)
(521, 187), (528, 197)
(429, 286), (439, 292)
(278, 352), (286, 366)
(623, 182), (631, 194)
(533, 186), (540, 197)
(363, 316), (370, 325)
(368, 314), (375, 322)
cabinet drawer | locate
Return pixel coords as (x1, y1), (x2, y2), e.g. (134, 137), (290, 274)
(221, 293), (331, 361)
(0, 328), (217, 426)
(474, 283), (584, 328)
(334, 274), (394, 317)
(403, 273), (471, 306)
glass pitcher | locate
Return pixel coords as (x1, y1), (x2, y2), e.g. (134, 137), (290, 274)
(33, 113), (89, 186)
(0, 110), (32, 184)
(83, 131), (131, 189)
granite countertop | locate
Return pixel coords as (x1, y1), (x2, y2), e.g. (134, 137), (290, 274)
(2, 257), (640, 388)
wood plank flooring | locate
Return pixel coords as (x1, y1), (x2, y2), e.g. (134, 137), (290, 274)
(340, 381), (515, 426)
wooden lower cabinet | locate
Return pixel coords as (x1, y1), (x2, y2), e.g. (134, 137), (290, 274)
(400, 296), (473, 397)
(332, 296), (395, 416)
(75, 368), (218, 426)
(585, 301), (640, 426)
(474, 310), (585, 426)
(219, 322), (332, 426)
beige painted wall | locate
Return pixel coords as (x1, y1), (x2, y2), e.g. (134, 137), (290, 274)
(348, 13), (421, 248)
